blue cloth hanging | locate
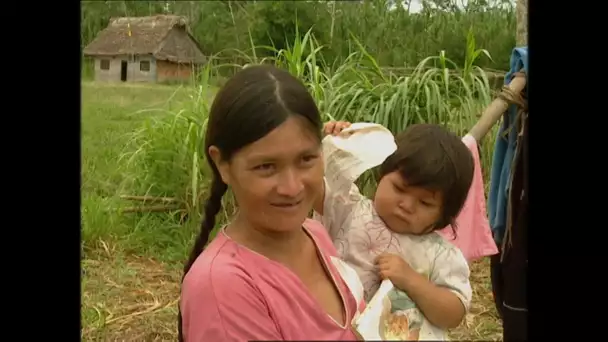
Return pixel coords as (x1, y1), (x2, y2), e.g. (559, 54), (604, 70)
(487, 47), (528, 244)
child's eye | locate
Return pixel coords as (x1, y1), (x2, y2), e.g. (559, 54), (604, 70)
(420, 200), (433, 207)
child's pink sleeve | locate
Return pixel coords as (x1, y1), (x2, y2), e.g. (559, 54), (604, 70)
(181, 266), (282, 342)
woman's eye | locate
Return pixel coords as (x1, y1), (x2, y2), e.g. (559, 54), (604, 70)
(254, 163), (274, 171)
(302, 154), (318, 164)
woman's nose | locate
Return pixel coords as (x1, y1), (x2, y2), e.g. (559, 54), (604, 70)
(276, 169), (304, 197)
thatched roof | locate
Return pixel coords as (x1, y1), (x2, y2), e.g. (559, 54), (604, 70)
(83, 15), (206, 64)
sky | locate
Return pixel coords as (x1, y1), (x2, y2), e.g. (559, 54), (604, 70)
(389, 0), (516, 13)
(388, 0), (458, 13)
(406, 0), (423, 13)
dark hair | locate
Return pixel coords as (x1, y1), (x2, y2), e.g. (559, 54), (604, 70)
(378, 124), (474, 234)
(177, 65), (322, 341)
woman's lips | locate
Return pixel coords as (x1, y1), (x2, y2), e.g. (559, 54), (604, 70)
(271, 200), (303, 211)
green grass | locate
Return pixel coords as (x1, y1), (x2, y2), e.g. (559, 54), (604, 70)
(81, 82), (203, 340)
(82, 82), (199, 259)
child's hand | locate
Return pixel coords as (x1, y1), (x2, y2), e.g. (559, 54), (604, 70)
(323, 121), (351, 136)
(376, 253), (416, 290)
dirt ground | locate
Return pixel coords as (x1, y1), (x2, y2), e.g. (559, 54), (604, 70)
(81, 251), (502, 341)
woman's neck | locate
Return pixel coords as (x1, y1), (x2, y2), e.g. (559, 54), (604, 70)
(226, 214), (308, 261)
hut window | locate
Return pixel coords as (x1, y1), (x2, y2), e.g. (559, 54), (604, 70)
(140, 61), (151, 72)
(100, 59), (110, 70)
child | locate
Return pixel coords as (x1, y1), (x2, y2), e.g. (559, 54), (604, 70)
(313, 121), (475, 340)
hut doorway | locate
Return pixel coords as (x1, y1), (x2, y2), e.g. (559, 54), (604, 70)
(120, 61), (128, 82)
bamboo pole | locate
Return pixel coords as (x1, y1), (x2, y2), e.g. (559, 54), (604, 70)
(467, 72), (526, 142)
(467, 0), (527, 142)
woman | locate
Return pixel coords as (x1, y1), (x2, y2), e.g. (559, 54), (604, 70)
(178, 65), (365, 342)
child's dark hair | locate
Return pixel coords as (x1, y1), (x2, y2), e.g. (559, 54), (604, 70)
(379, 124), (474, 234)
(177, 65), (322, 341)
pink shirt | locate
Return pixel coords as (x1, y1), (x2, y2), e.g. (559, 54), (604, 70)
(437, 134), (498, 261)
(180, 219), (364, 342)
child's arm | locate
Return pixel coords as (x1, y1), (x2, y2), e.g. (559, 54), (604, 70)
(376, 248), (471, 329)
(313, 120), (353, 216)
(312, 121), (366, 238)
(312, 170), (366, 239)
(313, 120), (397, 238)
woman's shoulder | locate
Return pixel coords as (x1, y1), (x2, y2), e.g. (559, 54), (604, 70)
(180, 235), (282, 341)
(182, 235), (257, 296)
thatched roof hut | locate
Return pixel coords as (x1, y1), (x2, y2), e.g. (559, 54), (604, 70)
(84, 15), (205, 64)
(84, 15), (206, 83)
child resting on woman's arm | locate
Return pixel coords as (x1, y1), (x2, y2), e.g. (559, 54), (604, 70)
(313, 121), (475, 340)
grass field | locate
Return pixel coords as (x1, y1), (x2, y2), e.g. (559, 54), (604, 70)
(81, 81), (503, 341)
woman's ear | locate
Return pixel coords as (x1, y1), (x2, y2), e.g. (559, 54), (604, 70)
(208, 146), (231, 185)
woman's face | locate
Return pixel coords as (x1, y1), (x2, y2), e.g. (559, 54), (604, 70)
(214, 116), (323, 233)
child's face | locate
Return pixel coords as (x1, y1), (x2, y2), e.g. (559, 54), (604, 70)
(373, 171), (443, 235)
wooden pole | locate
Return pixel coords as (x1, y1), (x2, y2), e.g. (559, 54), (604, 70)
(467, 0), (528, 141)
(467, 73), (526, 142)
(516, 0), (529, 46)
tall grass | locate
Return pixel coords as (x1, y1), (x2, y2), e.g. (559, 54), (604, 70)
(119, 67), (212, 222)
(117, 29), (499, 233)
(81, 1), (516, 71)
